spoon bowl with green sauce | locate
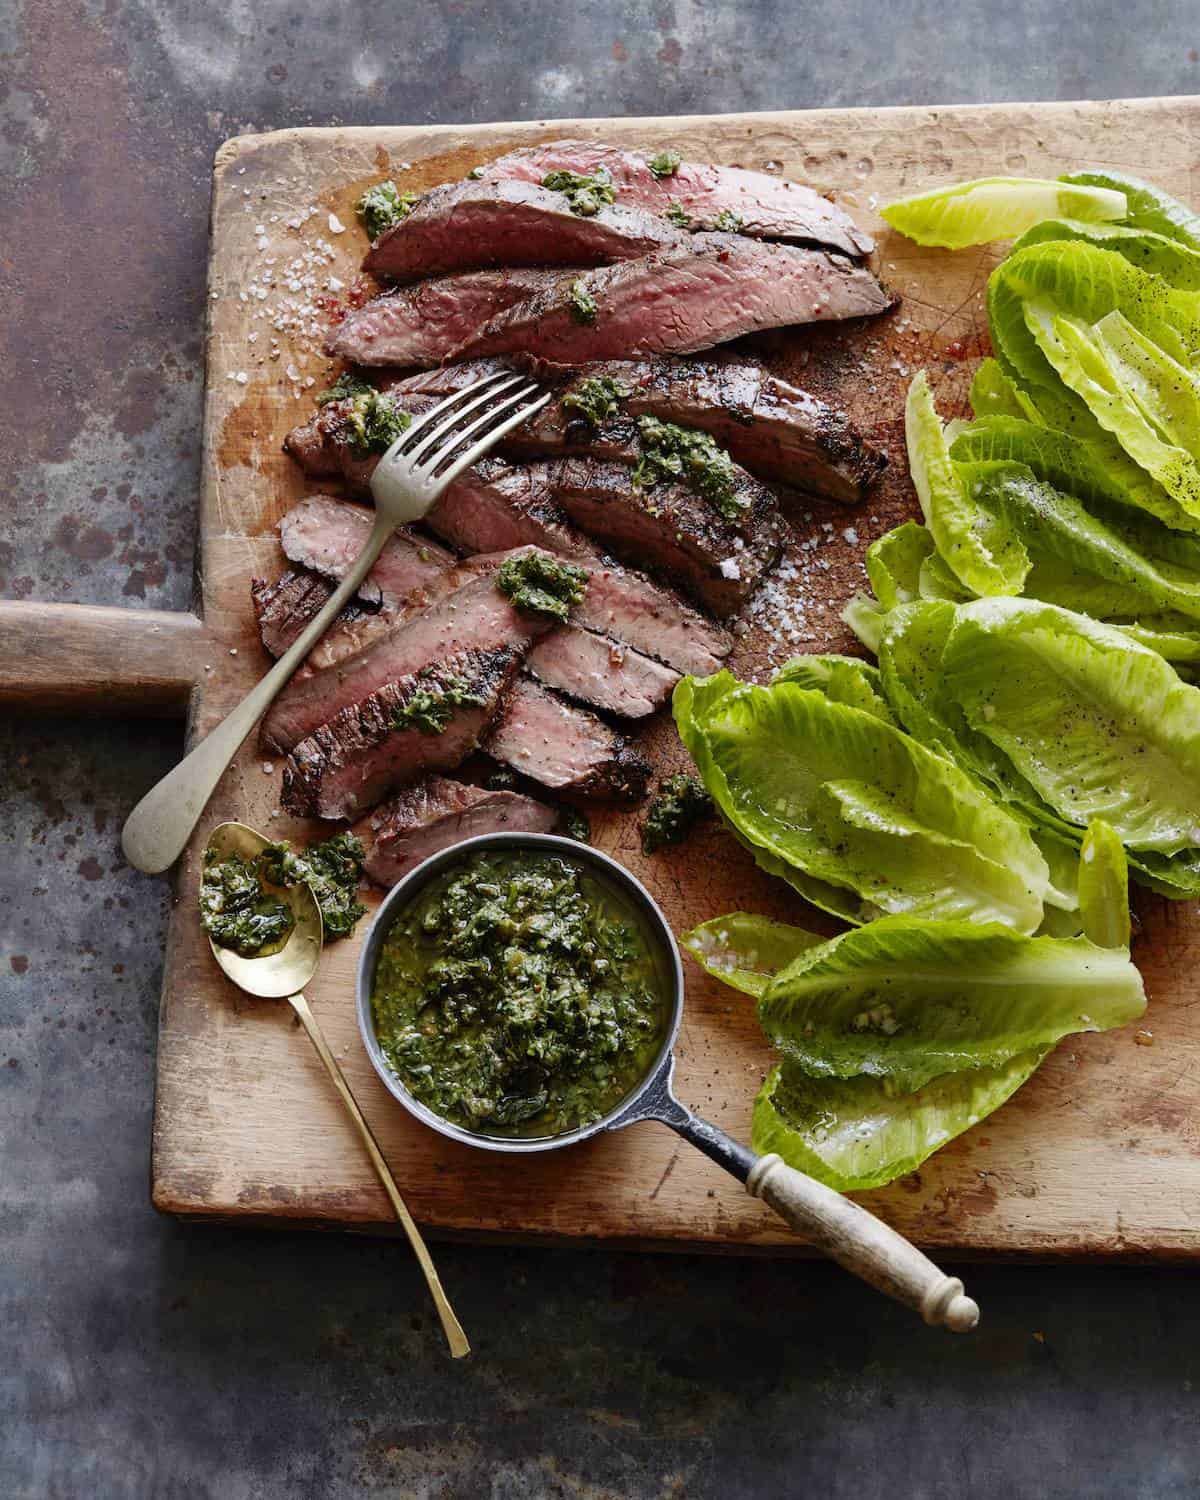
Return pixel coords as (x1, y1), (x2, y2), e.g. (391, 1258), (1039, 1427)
(358, 833), (980, 1334)
(202, 821), (470, 1359)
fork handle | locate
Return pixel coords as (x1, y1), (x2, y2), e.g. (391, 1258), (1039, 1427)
(121, 513), (394, 873)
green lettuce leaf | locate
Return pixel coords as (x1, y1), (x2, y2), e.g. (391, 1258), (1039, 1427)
(906, 372), (1030, 596)
(1078, 819), (1131, 948)
(1060, 169), (1200, 253)
(757, 916), (1145, 1091)
(919, 550), (975, 602)
(865, 521), (935, 609)
(943, 597), (1200, 853)
(840, 592), (886, 653)
(1012, 217), (1200, 290)
(770, 654), (896, 723)
(970, 358), (1042, 421)
(682, 913), (826, 998)
(674, 671), (1049, 931)
(751, 1053), (1045, 1192)
(881, 177), (1125, 249)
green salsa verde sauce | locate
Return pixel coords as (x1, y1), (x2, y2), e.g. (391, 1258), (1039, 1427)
(370, 850), (672, 1138)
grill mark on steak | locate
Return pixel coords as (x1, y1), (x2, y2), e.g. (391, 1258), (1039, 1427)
(363, 179), (688, 283)
(392, 356), (886, 505)
(353, 777), (557, 888)
(545, 456), (782, 616)
(282, 647), (521, 821)
(260, 558), (553, 756)
(451, 234), (896, 363)
(256, 501), (684, 717)
(424, 463), (733, 674)
(474, 140), (873, 258)
(483, 677), (651, 805)
(326, 269), (567, 368)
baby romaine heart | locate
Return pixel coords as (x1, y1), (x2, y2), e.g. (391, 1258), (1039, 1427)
(881, 177), (1126, 250)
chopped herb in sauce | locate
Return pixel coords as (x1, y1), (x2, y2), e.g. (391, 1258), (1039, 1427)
(558, 808), (592, 843)
(647, 150), (682, 179)
(713, 207), (745, 233)
(370, 850), (670, 1136)
(497, 553), (589, 622)
(561, 375), (631, 430)
(485, 766), (518, 792)
(391, 667), (489, 735)
(316, 373), (413, 456)
(641, 774), (714, 855)
(466, 165), (485, 180)
(200, 849), (294, 957)
(664, 201), (692, 228)
(631, 416), (746, 522)
(567, 279), (598, 324)
(356, 180), (421, 240)
(260, 833), (367, 941)
(541, 166), (617, 216)
(199, 832), (367, 955)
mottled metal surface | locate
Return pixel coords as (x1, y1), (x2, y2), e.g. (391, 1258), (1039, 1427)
(4, 2), (1200, 1495)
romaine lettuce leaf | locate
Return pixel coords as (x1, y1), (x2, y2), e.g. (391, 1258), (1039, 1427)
(1059, 169), (1200, 253)
(674, 671), (1049, 931)
(770, 654), (896, 723)
(943, 597), (1200, 853)
(1012, 217), (1200, 290)
(1078, 819), (1131, 948)
(751, 1053), (1046, 1191)
(1094, 309), (1200, 449)
(682, 913), (826, 998)
(919, 550), (975, 602)
(865, 521), (935, 609)
(757, 916), (1145, 1091)
(840, 593), (885, 653)
(881, 177), (1125, 249)
(906, 372), (1030, 596)
(1023, 303), (1200, 516)
(970, 358), (1042, 421)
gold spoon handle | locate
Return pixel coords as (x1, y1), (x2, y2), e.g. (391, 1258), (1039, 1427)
(286, 991), (471, 1359)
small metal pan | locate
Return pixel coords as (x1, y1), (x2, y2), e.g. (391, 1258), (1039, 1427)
(356, 832), (978, 1332)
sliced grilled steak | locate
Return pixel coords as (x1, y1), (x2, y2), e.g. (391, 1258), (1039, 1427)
(280, 496), (453, 607)
(475, 140), (873, 257)
(260, 559), (552, 755)
(282, 647), (521, 820)
(259, 499), (683, 716)
(452, 235), (896, 363)
(526, 629), (678, 718)
(425, 462), (733, 674)
(364, 179), (687, 283)
(393, 356), (885, 504)
(354, 777), (557, 887)
(483, 678), (651, 804)
(282, 402), (389, 492)
(545, 457), (781, 616)
(326, 269), (566, 367)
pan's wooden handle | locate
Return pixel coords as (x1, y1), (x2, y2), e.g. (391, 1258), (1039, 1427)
(0, 600), (208, 716)
(747, 1153), (979, 1332)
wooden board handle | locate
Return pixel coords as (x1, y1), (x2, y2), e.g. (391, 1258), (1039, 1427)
(0, 601), (208, 716)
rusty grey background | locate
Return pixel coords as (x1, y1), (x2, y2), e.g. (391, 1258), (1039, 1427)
(3, 2), (1200, 1495)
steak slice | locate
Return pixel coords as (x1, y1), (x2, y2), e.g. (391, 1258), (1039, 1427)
(363, 179), (687, 283)
(260, 559), (552, 755)
(353, 777), (557, 888)
(326, 269), (566, 367)
(483, 678), (650, 804)
(475, 140), (873, 257)
(526, 629), (678, 719)
(280, 496), (454, 607)
(452, 234), (896, 363)
(425, 462), (733, 674)
(259, 499), (681, 717)
(394, 356), (886, 504)
(546, 457), (781, 616)
(282, 647), (521, 820)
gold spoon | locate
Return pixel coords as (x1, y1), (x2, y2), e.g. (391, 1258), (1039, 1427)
(203, 821), (470, 1359)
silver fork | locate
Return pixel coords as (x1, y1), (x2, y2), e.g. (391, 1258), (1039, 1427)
(122, 372), (550, 873)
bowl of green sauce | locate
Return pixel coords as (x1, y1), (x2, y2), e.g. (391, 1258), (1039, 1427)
(357, 833), (682, 1152)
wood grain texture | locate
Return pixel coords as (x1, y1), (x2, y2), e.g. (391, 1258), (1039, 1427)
(138, 98), (1200, 1255)
(0, 600), (209, 714)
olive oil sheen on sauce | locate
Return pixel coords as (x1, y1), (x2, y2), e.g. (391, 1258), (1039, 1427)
(370, 850), (671, 1139)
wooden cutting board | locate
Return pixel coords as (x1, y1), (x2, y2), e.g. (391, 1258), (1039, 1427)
(8, 97), (1200, 1256)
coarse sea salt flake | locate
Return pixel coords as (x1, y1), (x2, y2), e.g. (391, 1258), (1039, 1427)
(328, 213), (346, 234)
